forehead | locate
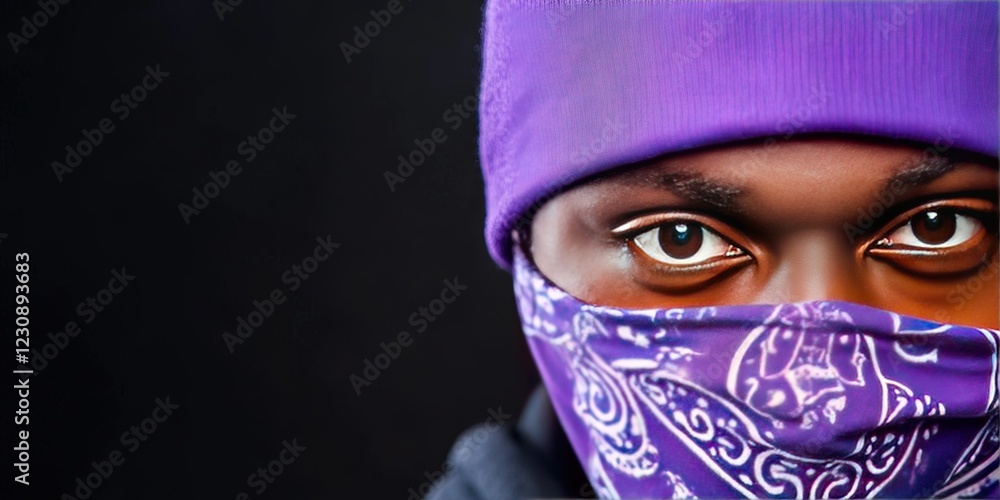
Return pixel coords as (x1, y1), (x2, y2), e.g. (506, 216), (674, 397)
(573, 137), (994, 226)
(667, 139), (915, 213)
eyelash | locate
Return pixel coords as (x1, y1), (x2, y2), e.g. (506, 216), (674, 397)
(869, 199), (997, 246)
(612, 211), (725, 241)
(612, 212), (752, 266)
(615, 201), (996, 267)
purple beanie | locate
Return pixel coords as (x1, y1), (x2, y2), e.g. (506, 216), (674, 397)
(478, 0), (999, 269)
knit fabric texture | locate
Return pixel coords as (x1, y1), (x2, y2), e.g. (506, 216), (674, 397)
(478, 0), (999, 269)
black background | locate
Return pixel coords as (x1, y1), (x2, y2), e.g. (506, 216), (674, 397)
(2, 1), (540, 498)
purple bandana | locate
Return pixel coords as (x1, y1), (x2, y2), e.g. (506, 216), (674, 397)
(512, 246), (1000, 498)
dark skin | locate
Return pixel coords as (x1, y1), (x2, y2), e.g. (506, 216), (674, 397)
(529, 136), (999, 329)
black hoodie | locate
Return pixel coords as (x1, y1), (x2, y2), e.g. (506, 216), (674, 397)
(426, 386), (593, 500)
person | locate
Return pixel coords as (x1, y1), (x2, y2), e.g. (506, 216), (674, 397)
(429, 1), (999, 498)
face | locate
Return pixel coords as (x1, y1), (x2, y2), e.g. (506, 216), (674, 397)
(529, 136), (999, 328)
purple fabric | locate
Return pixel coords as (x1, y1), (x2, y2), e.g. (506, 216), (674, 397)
(512, 246), (1000, 498)
(480, 0), (999, 269)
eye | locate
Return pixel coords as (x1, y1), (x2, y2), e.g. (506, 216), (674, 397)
(866, 199), (997, 276)
(879, 209), (982, 249)
(632, 221), (741, 265)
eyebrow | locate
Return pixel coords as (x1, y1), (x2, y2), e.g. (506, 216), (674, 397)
(882, 155), (955, 191)
(618, 169), (743, 211)
(615, 153), (959, 211)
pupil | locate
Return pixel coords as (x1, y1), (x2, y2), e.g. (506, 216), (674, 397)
(659, 222), (703, 259)
(912, 210), (957, 245)
(672, 224), (691, 245)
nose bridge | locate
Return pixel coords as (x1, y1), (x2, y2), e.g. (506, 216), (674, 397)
(761, 230), (866, 304)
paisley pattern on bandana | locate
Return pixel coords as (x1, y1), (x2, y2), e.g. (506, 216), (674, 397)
(512, 246), (1000, 499)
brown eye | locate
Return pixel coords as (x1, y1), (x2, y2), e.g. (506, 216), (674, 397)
(631, 219), (741, 265)
(882, 209), (981, 249)
(867, 199), (997, 276)
(658, 222), (703, 259)
(911, 210), (957, 245)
